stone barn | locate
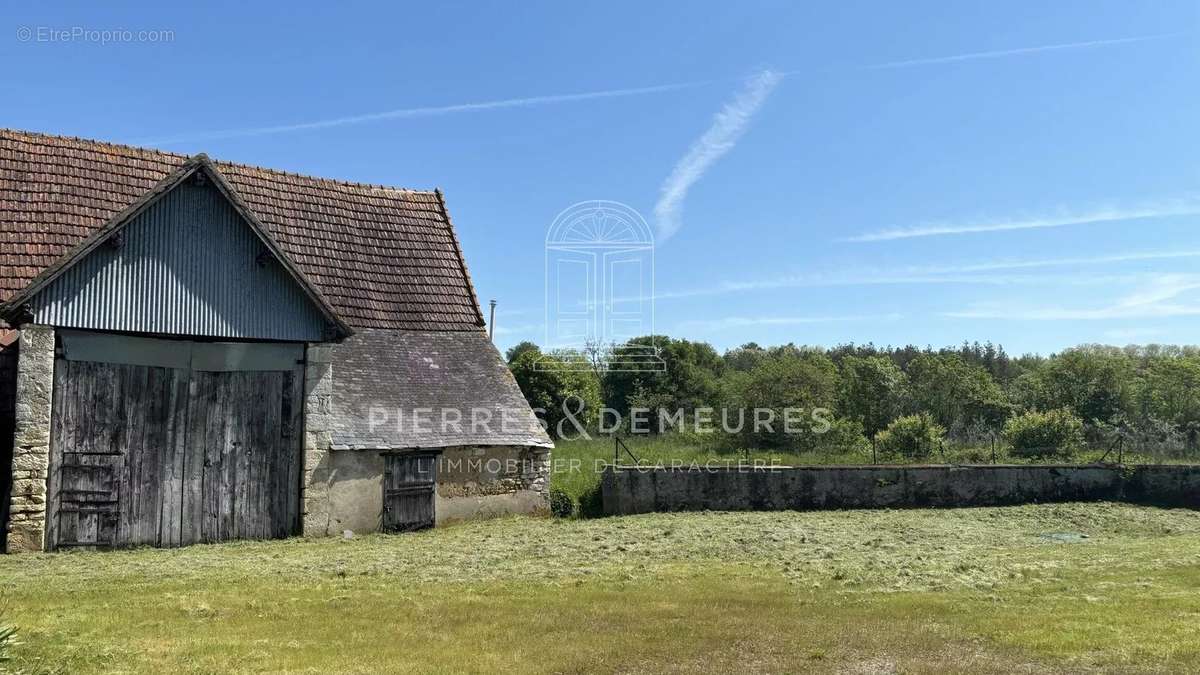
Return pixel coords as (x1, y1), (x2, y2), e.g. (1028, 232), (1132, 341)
(0, 129), (552, 553)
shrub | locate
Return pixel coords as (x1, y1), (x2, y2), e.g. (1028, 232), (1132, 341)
(875, 413), (945, 459)
(720, 350), (840, 451)
(1004, 408), (1084, 458)
(548, 487), (575, 518)
(815, 418), (870, 455)
(508, 348), (602, 438)
(576, 482), (604, 519)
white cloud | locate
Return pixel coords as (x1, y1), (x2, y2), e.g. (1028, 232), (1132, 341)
(843, 201), (1200, 242)
(638, 247), (1200, 309)
(861, 33), (1179, 70)
(945, 273), (1200, 320)
(674, 313), (902, 332)
(897, 249), (1200, 274)
(653, 70), (781, 242)
(664, 271), (1140, 298)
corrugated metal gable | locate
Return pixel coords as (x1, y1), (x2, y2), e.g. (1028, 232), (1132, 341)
(28, 180), (329, 341)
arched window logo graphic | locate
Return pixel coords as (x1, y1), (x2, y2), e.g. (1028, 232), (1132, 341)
(542, 201), (665, 372)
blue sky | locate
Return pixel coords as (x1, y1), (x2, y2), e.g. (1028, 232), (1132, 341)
(3, 1), (1198, 356)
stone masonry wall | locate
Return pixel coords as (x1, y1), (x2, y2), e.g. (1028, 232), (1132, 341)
(433, 444), (551, 524)
(7, 325), (55, 553)
(319, 444), (552, 533)
(436, 445), (551, 500)
(302, 344), (336, 537)
(520, 446), (551, 498)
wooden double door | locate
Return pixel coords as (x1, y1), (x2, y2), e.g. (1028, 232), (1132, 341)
(46, 333), (304, 550)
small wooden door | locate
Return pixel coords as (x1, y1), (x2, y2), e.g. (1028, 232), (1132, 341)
(52, 453), (121, 548)
(382, 452), (438, 532)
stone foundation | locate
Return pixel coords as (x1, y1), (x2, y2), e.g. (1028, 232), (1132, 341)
(314, 445), (551, 534)
(6, 325), (55, 553)
(435, 445), (550, 524)
(301, 344), (336, 537)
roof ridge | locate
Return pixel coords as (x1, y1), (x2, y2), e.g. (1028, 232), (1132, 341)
(212, 156), (437, 195)
(0, 127), (437, 196)
(0, 127), (188, 161)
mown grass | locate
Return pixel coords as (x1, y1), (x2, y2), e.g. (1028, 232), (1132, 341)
(4, 503), (1200, 672)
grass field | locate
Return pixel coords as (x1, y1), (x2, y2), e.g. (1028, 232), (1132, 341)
(4, 503), (1200, 673)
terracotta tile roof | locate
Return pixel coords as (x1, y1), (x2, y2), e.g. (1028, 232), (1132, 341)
(0, 129), (485, 331)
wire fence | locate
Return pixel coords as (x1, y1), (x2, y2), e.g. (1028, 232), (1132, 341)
(607, 428), (1200, 468)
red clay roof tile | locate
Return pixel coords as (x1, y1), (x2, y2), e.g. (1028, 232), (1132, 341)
(0, 129), (486, 331)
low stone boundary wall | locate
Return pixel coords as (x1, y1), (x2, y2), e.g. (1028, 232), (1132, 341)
(601, 464), (1200, 516)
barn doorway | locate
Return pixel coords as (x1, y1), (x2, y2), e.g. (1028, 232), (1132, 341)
(45, 331), (304, 550)
(382, 452), (438, 532)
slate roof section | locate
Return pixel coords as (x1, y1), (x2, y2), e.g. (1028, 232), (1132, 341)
(329, 329), (553, 449)
(0, 129), (485, 331)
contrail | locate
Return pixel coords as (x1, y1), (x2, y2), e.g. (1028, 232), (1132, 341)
(674, 312), (904, 331)
(137, 79), (716, 145)
(653, 70), (781, 242)
(861, 33), (1178, 70)
(136, 32), (1177, 146)
(844, 201), (1200, 242)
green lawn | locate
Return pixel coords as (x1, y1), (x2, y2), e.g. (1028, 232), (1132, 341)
(4, 503), (1200, 673)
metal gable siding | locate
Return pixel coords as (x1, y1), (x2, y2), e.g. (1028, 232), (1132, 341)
(27, 180), (327, 341)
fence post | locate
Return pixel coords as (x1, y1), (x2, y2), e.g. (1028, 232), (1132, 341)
(613, 435), (619, 466)
(872, 436), (877, 464)
(991, 433), (996, 464)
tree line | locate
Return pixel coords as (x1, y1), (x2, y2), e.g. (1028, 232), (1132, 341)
(506, 337), (1200, 458)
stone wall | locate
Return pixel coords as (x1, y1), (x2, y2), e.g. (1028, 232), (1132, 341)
(6, 325), (55, 553)
(301, 344), (336, 537)
(602, 464), (1200, 516)
(435, 445), (550, 524)
(317, 445), (551, 534)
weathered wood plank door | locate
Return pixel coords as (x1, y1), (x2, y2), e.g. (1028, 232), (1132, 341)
(47, 361), (190, 549)
(186, 370), (300, 544)
(382, 452), (438, 532)
(46, 342), (303, 551)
